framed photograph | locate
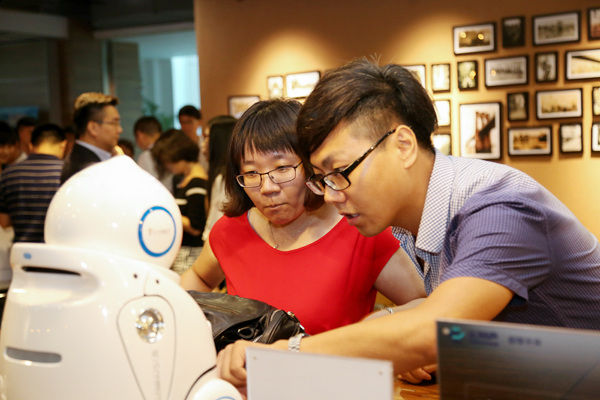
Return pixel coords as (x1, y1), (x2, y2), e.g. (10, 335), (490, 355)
(484, 55), (528, 87)
(559, 123), (583, 154)
(592, 123), (600, 153)
(535, 52), (558, 83)
(502, 16), (525, 48)
(589, 8), (600, 40)
(536, 89), (582, 120)
(431, 63), (451, 92)
(457, 60), (478, 90)
(508, 126), (552, 156)
(403, 65), (426, 88)
(533, 11), (580, 45)
(432, 133), (452, 155)
(434, 99), (451, 127)
(267, 76), (284, 99)
(285, 71), (320, 98)
(453, 22), (496, 55)
(593, 86), (600, 116)
(228, 95), (260, 119)
(565, 48), (600, 81)
(459, 102), (502, 160)
(507, 92), (529, 122)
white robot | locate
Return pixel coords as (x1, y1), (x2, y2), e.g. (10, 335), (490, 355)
(0, 156), (242, 400)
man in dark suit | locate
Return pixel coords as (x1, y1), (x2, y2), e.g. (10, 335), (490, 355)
(61, 92), (123, 184)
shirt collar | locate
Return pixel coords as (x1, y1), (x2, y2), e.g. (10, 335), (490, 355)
(76, 140), (112, 161)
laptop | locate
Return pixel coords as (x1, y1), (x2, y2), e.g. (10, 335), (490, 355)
(437, 319), (600, 399)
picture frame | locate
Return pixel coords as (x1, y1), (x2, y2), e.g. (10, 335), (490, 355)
(589, 7), (600, 40)
(453, 22), (496, 55)
(434, 99), (451, 127)
(432, 133), (452, 155)
(592, 123), (600, 153)
(565, 48), (600, 81)
(431, 63), (451, 92)
(457, 60), (478, 90)
(502, 16), (525, 48)
(536, 88), (583, 120)
(459, 102), (502, 160)
(285, 71), (320, 98)
(533, 11), (580, 45)
(267, 75), (284, 99)
(484, 55), (528, 87)
(507, 92), (529, 122)
(228, 95), (260, 119)
(508, 126), (552, 156)
(559, 123), (583, 154)
(403, 65), (426, 88)
(535, 52), (558, 83)
(593, 86), (600, 117)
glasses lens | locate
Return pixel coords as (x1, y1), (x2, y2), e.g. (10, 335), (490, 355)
(237, 173), (260, 187)
(324, 173), (350, 191)
(306, 181), (325, 195)
(269, 166), (296, 184)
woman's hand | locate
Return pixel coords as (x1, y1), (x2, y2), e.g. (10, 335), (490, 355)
(398, 364), (437, 384)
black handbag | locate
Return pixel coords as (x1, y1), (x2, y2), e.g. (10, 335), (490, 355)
(187, 291), (306, 352)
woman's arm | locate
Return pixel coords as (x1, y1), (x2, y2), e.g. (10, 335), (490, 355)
(374, 248), (426, 306)
(180, 240), (226, 291)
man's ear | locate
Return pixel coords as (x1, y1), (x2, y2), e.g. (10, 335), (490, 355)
(86, 120), (99, 139)
(393, 125), (418, 167)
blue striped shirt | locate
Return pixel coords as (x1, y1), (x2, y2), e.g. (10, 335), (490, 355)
(0, 154), (63, 243)
(393, 150), (600, 329)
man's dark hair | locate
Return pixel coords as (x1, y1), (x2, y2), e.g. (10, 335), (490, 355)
(206, 115), (237, 203)
(178, 105), (202, 120)
(0, 121), (18, 146)
(72, 92), (119, 138)
(31, 123), (66, 147)
(151, 129), (199, 169)
(297, 58), (437, 156)
(223, 98), (323, 217)
(16, 116), (37, 131)
(134, 116), (162, 135)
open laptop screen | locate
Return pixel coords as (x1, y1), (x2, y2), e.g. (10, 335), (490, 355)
(437, 319), (600, 400)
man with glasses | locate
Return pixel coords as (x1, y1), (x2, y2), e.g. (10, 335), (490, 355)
(216, 59), (600, 387)
(61, 92), (123, 183)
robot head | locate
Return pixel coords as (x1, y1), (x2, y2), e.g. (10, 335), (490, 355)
(45, 156), (182, 268)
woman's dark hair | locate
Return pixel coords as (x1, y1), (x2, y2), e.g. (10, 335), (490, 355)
(151, 128), (199, 178)
(223, 99), (324, 217)
(206, 115), (237, 202)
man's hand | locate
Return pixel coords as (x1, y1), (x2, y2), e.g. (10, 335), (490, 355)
(398, 364), (437, 384)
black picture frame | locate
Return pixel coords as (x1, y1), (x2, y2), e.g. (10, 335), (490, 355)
(453, 22), (496, 55)
(431, 63), (451, 92)
(508, 126), (552, 156)
(593, 86), (600, 117)
(565, 48), (600, 81)
(536, 88), (583, 120)
(533, 11), (580, 46)
(535, 52), (558, 83)
(507, 92), (529, 122)
(592, 122), (600, 153)
(484, 55), (528, 88)
(459, 102), (502, 160)
(457, 60), (478, 91)
(502, 16), (525, 48)
(559, 123), (583, 154)
(589, 7), (600, 41)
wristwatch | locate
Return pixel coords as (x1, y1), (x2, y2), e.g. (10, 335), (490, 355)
(288, 333), (306, 352)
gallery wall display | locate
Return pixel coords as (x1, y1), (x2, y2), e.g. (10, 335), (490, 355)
(533, 11), (580, 46)
(431, 64), (451, 92)
(459, 102), (502, 160)
(484, 55), (528, 87)
(502, 16), (526, 48)
(565, 48), (600, 80)
(559, 123), (584, 153)
(508, 126), (552, 156)
(536, 88), (583, 120)
(228, 95), (260, 119)
(588, 7), (600, 40)
(453, 22), (496, 54)
(285, 71), (320, 98)
(507, 92), (529, 121)
(457, 60), (478, 90)
(535, 52), (558, 83)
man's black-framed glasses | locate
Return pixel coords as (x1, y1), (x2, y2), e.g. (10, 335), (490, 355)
(236, 162), (303, 188)
(306, 128), (396, 195)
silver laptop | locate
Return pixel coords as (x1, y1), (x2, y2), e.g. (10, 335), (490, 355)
(437, 319), (600, 399)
